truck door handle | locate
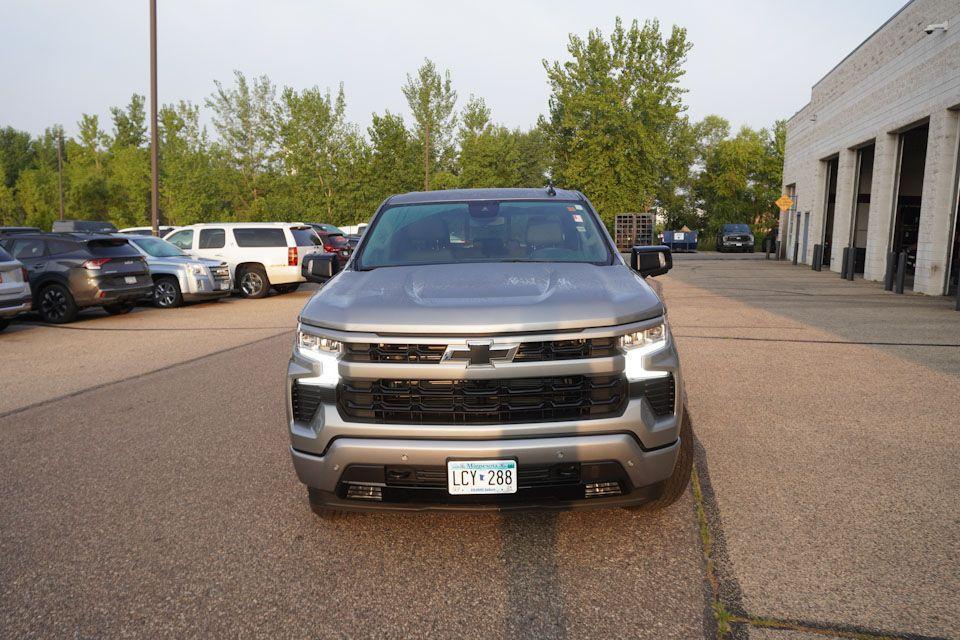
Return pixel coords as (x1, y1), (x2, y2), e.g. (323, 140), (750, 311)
(32, 263), (45, 269)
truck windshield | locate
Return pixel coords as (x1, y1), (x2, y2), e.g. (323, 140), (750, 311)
(723, 224), (751, 234)
(358, 200), (611, 268)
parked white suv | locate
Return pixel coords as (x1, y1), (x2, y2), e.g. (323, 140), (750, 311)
(164, 223), (323, 298)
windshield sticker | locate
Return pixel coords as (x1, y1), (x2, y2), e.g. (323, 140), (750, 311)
(566, 206), (576, 212)
(576, 225), (586, 233)
(573, 204), (584, 210)
(572, 214), (583, 222)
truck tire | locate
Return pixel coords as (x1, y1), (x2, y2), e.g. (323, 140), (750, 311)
(38, 283), (79, 324)
(308, 487), (346, 521)
(626, 406), (693, 512)
(238, 265), (270, 299)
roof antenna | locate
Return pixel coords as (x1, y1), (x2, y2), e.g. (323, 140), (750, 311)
(546, 179), (556, 196)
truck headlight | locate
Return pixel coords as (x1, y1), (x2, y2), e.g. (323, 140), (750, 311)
(185, 263), (206, 276)
(620, 321), (670, 381)
(296, 326), (341, 387)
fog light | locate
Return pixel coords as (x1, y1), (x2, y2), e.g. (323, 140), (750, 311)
(346, 484), (382, 501)
(584, 482), (621, 498)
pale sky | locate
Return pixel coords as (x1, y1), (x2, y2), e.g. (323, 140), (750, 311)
(1, 0), (908, 138)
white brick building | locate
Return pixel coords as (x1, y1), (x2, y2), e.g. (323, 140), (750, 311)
(780, 0), (960, 296)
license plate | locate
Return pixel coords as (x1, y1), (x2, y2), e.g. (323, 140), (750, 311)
(447, 459), (517, 495)
(125, 276), (137, 284)
(734, 243), (742, 247)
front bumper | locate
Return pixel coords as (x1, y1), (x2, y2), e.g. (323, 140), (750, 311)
(293, 434), (679, 511)
(182, 274), (233, 301)
(719, 239), (754, 251)
(286, 319), (685, 511)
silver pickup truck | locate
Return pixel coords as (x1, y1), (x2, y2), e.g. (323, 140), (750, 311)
(288, 188), (691, 516)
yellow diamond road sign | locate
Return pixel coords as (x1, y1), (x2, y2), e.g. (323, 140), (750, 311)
(775, 195), (794, 212)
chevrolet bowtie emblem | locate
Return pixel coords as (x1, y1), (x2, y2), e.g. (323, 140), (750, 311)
(441, 340), (519, 366)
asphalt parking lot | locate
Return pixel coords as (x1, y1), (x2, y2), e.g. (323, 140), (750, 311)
(2, 255), (958, 639)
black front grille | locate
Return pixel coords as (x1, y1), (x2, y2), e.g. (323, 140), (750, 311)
(291, 381), (326, 423)
(338, 375), (626, 425)
(342, 338), (618, 364)
(344, 343), (447, 363)
(513, 337), (618, 361)
(629, 374), (676, 417)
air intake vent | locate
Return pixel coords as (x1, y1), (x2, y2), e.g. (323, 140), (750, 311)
(291, 381), (325, 423)
(345, 485), (382, 501)
(585, 482), (622, 497)
(629, 375), (676, 417)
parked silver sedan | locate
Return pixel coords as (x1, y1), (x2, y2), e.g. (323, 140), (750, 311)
(123, 235), (232, 308)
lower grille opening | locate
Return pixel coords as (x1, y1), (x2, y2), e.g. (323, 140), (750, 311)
(337, 461), (630, 505)
(585, 481), (622, 498)
(345, 485), (383, 501)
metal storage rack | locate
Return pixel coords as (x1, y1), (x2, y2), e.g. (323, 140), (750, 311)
(614, 213), (655, 250)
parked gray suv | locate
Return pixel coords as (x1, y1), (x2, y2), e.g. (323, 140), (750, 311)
(287, 188), (691, 516)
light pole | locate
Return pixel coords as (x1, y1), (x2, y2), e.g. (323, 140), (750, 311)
(149, 0), (159, 236)
(55, 128), (65, 220)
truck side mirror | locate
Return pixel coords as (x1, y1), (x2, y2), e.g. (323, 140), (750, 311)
(302, 253), (340, 283)
(630, 245), (672, 278)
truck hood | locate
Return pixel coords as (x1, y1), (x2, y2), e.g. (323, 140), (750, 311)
(299, 262), (664, 334)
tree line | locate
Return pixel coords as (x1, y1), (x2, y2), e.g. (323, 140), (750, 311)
(0, 18), (784, 234)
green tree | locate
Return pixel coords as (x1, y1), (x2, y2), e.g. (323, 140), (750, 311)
(656, 116), (699, 229)
(365, 111), (421, 200)
(402, 58), (457, 191)
(109, 94), (147, 149)
(15, 165), (59, 230)
(542, 17), (692, 227)
(274, 84), (353, 221)
(0, 167), (19, 225)
(65, 115), (108, 218)
(0, 126), (34, 189)
(159, 101), (226, 224)
(456, 96), (549, 189)
(692, 117), (785, 233)
(206, 71), (277, 218)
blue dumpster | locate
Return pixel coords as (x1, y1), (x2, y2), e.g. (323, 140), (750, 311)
(662, 230), (698, 252)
